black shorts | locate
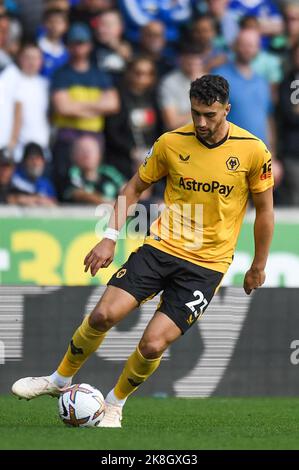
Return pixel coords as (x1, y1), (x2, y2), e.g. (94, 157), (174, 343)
(108, 244), (224, 334)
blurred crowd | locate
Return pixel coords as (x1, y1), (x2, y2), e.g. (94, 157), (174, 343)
(1, 0), (299, 207)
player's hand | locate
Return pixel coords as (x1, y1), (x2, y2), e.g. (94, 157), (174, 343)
(84, 239), (116, 276)
(243, 267), (266, 295)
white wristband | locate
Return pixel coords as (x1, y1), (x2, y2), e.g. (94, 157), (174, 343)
(103, 228), (119, 242)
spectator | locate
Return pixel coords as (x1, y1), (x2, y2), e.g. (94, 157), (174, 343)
(91, 9), (132, 78)
(105, 56), (163, 179)
(270, 1), (299, 74)
(69, 0), (115, 29)
(38, 9), (69, 79)
(240, 15), (282, 100)
(0, 147), (16, 204)
(136, 21), (175, 77)
(63, 135), (124, 204)
(6, 12), (22, 60)
(213, 29), (273, 145)
(0, 61), (20, 150)
(36, 1), (70, 39)
(10, 143), (57, 206)
(159, 44), (205, 130)
(188, 14), (228, 72)
(196, 0), (239, 48)
(51, 22), (119, 197)
(277, 42), (299, 205)
(119, 0), (192, 43)
(228, 0), (283, 42)
(0, 6), (12, 69)
(10, 43), (50, 162)
(214, 29), (284, 187)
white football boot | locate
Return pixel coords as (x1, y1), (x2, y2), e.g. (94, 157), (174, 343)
(98, 402), (123, 428)
(11, 376), (66, 400)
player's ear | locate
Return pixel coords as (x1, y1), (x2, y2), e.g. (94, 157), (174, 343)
(224, 103), (231, 116)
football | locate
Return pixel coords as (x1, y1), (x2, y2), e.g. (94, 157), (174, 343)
(58, 383), (105, 427)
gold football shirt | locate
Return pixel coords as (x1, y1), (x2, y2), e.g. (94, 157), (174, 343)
(138, 122), (274, 273)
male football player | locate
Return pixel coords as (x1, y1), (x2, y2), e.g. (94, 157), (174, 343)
(12, 75), (274, 427)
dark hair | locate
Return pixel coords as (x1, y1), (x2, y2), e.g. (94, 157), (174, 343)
(239, 15), (259, 29)
(126, 55), (156, 72)
(179, 42), (202, 56)
(193, 13), (216, 26)
(43, 8), (68, 22)
(190, 74), (229, 105)
(23, 142), (45, 160)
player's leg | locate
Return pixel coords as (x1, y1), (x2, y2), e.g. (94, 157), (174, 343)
(11, 286), (138, 399)
(12, 245), (167, 400)
(99, 311), (182, 427)
(100, 260), (224, 427)
(51, 285), (139, 384)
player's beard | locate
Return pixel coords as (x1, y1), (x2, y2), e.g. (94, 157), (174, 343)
(195, 118), (225, 143)
(195, 128), (213, 140)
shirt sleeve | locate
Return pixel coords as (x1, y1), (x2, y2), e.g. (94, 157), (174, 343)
(248, 140), (274, 193)
(138, 135), (168, 184)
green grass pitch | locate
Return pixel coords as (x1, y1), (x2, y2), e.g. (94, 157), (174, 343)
(1, 395), (299, 450)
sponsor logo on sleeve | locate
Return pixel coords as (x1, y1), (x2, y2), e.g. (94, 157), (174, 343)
(260, 159), (272, 180)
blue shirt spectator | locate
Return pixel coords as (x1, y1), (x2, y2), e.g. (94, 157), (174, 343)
(38, 9), (69, 79)
(12, 166), (56, 198)
(11, 143), (56, 200)
(39, 38), (69, 78)
(119, 0), (192, 43)
(214, 61), (271, 142)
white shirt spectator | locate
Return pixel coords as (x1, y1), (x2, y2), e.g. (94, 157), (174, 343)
(0, 64), (20, 149)
(14, 72), (50, 161)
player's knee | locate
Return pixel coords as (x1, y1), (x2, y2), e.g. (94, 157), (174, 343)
(89, 305), (116, 332)
(139, 338), (166, 359)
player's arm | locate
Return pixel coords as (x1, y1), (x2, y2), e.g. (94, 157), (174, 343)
(243, 188), (274, 295)
(84, 173), (151, 276)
